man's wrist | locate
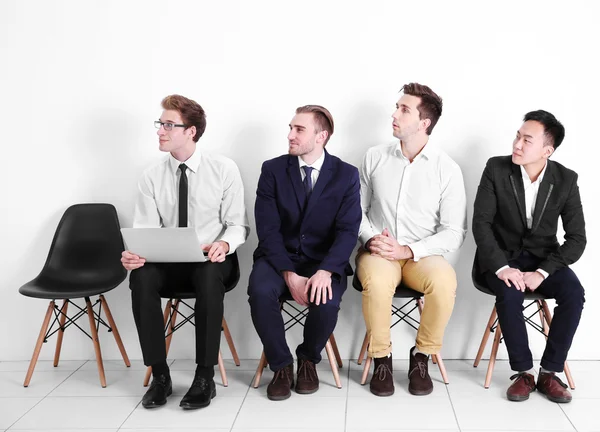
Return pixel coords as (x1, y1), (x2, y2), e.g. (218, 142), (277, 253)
(365, 238), (374, 252)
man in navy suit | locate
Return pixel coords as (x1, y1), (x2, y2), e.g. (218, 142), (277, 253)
(248, 105), (361, 401)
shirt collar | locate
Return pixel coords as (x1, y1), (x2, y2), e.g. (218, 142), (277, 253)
(298, 150), (325, 172)
(520, 162), (547, 186)
(169, 148), (201, 175)
(394, 141), (433, 162)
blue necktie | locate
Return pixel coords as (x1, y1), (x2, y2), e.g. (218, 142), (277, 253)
(302, 166), (314, 202)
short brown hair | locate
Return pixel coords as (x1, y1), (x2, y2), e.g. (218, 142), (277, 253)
(161, 94), (206, 142)
(400, 83), (443, 135)
(295, 105), (335, 146)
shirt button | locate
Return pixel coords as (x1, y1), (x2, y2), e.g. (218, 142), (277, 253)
(301, 235), (306, 239)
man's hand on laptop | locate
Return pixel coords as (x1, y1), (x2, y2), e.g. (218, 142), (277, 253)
(201, 241), (230, 263)
(121, 251), (146, 270)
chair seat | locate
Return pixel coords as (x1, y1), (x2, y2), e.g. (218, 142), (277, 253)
(351, 274), (423, 299)
(19, 274), (124, 299)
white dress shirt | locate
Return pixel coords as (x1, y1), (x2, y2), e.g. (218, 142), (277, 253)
(298, 150), (325, 188)
(495, 163), (549, 279)
(359, 141), (467, 261)
(133, 149), (250, 253)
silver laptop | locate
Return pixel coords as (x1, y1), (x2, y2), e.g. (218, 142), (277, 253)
(120, 228), (207, 263)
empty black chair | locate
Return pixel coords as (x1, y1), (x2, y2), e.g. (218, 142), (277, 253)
(471, 256), (575, 389)
(142, 252), (242, 388)
(19, 203), (130, 387)
(353, 275), (449, 385)
(252, 292), (344, 390)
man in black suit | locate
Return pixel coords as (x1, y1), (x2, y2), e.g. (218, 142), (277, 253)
(473, 110), (586, 404)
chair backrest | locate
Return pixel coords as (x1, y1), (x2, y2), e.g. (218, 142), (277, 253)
(39, 204), (126, 286)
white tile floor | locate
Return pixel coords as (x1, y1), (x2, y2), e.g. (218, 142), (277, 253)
(1, 359), (597, 432)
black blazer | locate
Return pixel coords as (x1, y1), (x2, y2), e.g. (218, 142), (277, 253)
(253, 150), (362, 278)
(472, 156), (586, 275)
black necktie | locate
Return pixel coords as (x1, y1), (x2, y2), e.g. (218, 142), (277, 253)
(178, 164), (188, 227)
(302, 166), (314, 203)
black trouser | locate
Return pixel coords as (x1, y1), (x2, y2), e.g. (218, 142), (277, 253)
(484, 252), (585, 372)
(248, 255), (347, 371)
(129, 257), (234, 367)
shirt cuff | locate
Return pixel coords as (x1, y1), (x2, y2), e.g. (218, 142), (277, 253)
(359, 229), (376, 246)
(495, 265), (510, 275)
(536, 268), (549, 279)
(219, 225), (248, 254)
(407, 241), (427, 262)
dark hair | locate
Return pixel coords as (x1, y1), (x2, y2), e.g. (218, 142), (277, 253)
(295, 105), (334, 146)
(400, 83), (443, 135)
(523, 110), (565, 150)
(161, 94), (206, 142)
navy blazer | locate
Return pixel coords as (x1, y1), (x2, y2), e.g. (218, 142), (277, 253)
(473, 156), (586, 275)
(253, 150), (361, 278)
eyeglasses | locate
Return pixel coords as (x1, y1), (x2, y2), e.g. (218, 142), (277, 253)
(154, 121), (187, 131)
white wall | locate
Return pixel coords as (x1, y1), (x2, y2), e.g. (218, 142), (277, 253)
(1, 0), (598, 363)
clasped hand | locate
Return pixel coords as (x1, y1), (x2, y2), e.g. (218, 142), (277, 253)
(283, 270), (333, 306)
(367, 228), (413, 261)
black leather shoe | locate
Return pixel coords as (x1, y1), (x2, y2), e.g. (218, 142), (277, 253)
(180, 376), (216, 410)
(142, 374), (172, 409)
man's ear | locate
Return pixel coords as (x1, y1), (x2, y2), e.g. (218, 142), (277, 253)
(187, 125), (196, 140)
(544, 144), (555, 159)
(420, 118), (431, 132)
(317, 130), (328, 146)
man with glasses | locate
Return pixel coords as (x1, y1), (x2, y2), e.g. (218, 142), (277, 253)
(121, 95), (249, 410)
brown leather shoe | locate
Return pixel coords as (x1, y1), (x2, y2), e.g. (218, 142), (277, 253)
(408, 347), (433, 395)
(370, 354), (394, 397)
(537, 371), (572, 403)
(267, 363), (294, 401)
(506, 372), (536, 401)
(296, 359), (319, 394)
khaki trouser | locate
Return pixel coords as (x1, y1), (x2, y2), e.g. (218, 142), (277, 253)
(356, 249), (457, 357)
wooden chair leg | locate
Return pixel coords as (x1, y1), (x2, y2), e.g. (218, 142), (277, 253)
(357, 331), (369, 365)
(563, 361), (575, 390)
(218, 350), (228, 387)
(53, 300), (68, 367)
(253, 351), (267, 388)
(432, 354), (449, 384)
(474, 307), (497, 367)
(537, 300), (549, 334)
(222, 317), (240, 366)
(99, 295), (130, 367)
(541, 300), (575, 389)
(484, 321), (502, 389)
(86, 297), (106, 388)
(24, 301), (55, 387)
(329, 333), (343, 368)
(165, 299), (180, 357)
(360, 356), (372, 385)
(144, 299), (173, 387)
(325, 340), (342, 389)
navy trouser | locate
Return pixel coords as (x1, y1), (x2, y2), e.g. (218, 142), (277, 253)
(484, 252), (585, 372)
(248, 255), (347, 371)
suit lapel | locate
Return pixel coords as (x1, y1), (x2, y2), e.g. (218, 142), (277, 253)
(304, 150), (333, 220)
(509, 163), (527, 228)
(531, 162), (555, 234)
(287, 156), (306, 210)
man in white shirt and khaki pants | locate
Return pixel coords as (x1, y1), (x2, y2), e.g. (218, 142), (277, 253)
(357, 83), (467, 397)
(121, 95), (249, 410)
